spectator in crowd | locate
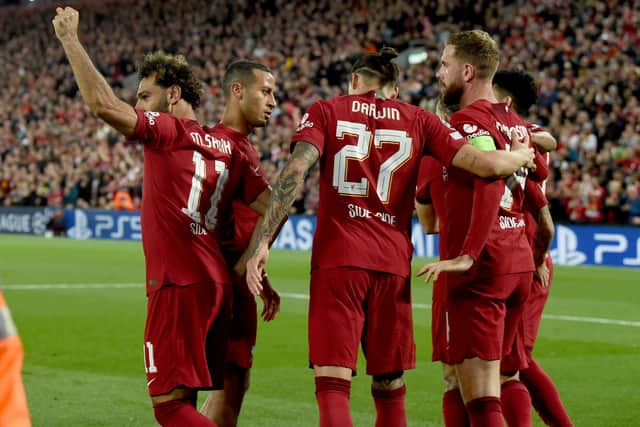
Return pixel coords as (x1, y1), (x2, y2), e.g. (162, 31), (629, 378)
(0, 0), (638, 225)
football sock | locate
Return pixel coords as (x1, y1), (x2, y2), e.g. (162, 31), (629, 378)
(153, 399), (217, 427)
(315, 376), (353, 427)
(501, 380), (532, 427)
(443, 388), (469, 427)
(372, 384), (407, 427)
(466, 396), (503, 427)
(520, 359), (573, 427)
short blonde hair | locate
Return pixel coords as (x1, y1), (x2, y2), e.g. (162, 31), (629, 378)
(447, 30), (500, 80)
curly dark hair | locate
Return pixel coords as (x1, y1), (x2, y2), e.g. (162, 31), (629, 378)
(137, 51), (203, 109)
(493, 70), (538, 115)
(351, 47), (400, 87)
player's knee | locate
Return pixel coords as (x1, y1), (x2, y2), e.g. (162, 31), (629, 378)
(372, 371), (404, 391)
(443, 364), (459, 391)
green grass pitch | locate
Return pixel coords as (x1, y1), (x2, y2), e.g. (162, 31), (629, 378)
(0, 234), (638, 426)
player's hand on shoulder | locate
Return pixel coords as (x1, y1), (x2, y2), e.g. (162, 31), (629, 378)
(258, 272), (280, 322)
(53, 7), (80, 42)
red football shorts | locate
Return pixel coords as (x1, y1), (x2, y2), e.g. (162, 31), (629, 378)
(143, 281), (232, 396)
(226, 277), (258, 369)
(308, 267), (416, 376)
(431, 276), (450, 364)
(446, 272), (533, 365)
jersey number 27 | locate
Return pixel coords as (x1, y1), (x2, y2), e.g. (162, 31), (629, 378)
(333, 120), (412, 203)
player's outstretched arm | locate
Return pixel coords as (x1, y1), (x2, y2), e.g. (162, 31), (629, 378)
(53, 7), (136, 137)
(245, 141), (320, 295)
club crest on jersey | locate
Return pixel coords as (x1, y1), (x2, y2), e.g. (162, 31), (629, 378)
(462, 124), (478, 134)
(296, 113), (314, 132)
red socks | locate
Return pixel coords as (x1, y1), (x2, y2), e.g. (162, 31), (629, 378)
(466, 396), (503, 427)
(520, 359), (573, 427)
(372, 384), (407, 427)
(315, 376), (353, 427)
(501, 381), (532, 427)
(153, 399), (217, 427)
(443, 389), (469, 427)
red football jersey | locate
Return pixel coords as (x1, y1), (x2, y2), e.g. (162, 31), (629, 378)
(132, 109), (234, 292)
(416, 156), (447, 219)
(443, 100), (535, 280)
(211, 124), (268, 265)
(132, 111), (268, 293)
(291, 91), (465, 278)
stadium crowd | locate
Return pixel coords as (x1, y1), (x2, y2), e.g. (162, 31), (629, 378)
(0, 0), (639, 225)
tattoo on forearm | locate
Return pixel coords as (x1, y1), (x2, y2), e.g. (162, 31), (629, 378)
(257, 142), (319, 246)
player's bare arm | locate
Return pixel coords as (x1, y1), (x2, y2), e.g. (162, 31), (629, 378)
(53, 7), (136, 137)
(451, 128), (534, 177)
(531, 131), (557, 153)
(533, 206), (554, 288)
(415, 201), (439, 234)
(245, 141), (320, 295)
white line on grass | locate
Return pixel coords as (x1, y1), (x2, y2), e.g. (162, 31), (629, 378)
(3, 284), (639, 328)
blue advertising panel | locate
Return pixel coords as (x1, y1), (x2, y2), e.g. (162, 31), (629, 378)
(3, 208), (626, 269)
(64, 209), (142, 241)
(550, 224), (640, 268)
(0, 207), (52, 236)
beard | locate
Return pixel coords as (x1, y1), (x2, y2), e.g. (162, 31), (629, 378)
(440, 79), (464, 111)
(152, 97), (170, 114)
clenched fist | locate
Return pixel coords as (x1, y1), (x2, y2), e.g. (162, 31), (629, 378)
(52, 7), (79, 42)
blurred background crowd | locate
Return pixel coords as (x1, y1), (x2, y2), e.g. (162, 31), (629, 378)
(1, 0), (639, 225)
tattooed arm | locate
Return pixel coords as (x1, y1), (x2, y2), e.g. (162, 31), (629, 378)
(245, 142), (320, 295)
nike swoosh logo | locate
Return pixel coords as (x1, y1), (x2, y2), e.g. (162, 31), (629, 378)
(147, 378), (156, 387)
(252, 166), (260, 174)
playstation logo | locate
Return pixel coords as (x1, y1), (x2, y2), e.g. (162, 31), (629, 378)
(550, 225), (587, 266)
(66, 210), (92, 240)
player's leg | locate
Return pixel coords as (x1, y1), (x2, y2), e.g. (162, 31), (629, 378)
(519, 261), (573, 426)
(201, 280), (257, 427)
(447, 273), (528, 427)
(0, 292), (31, 427)
(309, 268), (369, 427)
(442, 363), (468, 427)
(500, 278), (534, 427)
(145, 282), (228, 427)
(200, 365), (249, 427)
(365, 273), (415, 427)
(433, 279), (468, 427)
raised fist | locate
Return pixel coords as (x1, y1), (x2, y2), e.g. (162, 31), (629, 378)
(52, 7), (79, 41)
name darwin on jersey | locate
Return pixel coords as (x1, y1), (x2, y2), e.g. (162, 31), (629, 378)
(189, 132), (232, 155)
(348, 203), (396, 226)
(351, 100), (400, 121)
